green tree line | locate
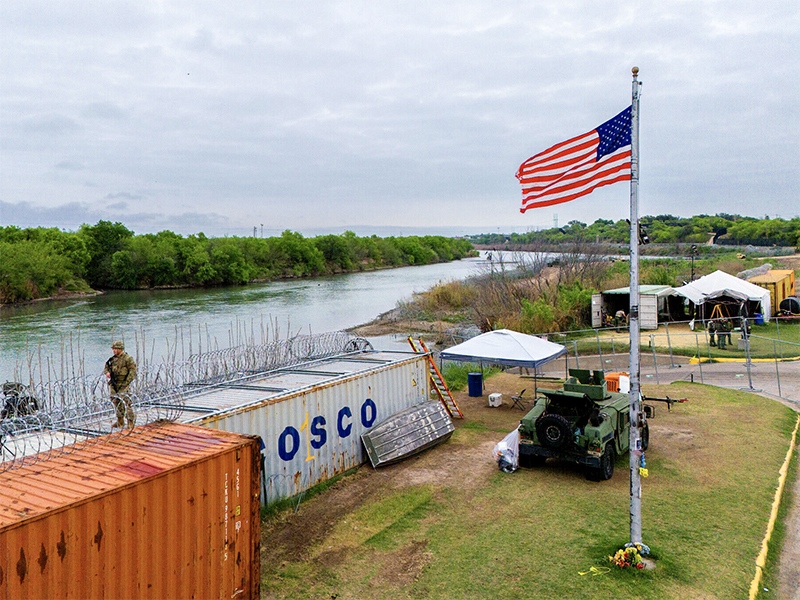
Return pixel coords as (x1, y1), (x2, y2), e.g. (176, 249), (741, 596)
(470, 214), (800, 248)
(0, 222), (475, 303)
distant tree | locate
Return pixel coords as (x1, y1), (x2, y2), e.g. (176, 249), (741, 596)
(314, 234), (354, 272)
(79, 221), (134, 287)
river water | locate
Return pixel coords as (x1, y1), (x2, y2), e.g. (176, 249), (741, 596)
(0, 253), (503, 384)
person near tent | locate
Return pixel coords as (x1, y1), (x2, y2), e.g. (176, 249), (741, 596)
(721, 319), (733, 348)
(708, 320), (717, 347)
(614, 309), (627, 330)
(717, 320), (727, 349)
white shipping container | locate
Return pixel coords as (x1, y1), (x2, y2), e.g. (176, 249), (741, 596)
(179, 351), (431, 503)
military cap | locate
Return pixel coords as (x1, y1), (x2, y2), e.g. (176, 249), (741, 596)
(111, 341), (125, 350)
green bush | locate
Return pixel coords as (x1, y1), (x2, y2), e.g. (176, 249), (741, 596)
(0, 240), (73, 302)
(0, 223), (476, 301)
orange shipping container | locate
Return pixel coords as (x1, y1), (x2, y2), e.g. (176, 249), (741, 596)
(0, 422), (261, 600)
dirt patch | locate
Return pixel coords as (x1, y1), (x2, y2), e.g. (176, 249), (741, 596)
(348, 306), (467, 340)
(765, 254), (800, 272)
(374, 540), (433, 587)
(261, 469), (382, 566)
(388, 437), (497, 489)
(648, 424), (695, 444)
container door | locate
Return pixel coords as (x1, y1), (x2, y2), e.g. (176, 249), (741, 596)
(640, 295), (658, 330)
(592, 294), (602, 328)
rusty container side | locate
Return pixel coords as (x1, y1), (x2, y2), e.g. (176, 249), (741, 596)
(0, 422), (261, 600)
(195, 354), (431, 504)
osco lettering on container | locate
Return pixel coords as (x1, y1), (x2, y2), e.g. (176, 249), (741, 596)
(277, 398), (377, 461)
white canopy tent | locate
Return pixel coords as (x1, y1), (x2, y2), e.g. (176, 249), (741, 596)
(674, 270), (772, 322)
(440, 329), (567, 369)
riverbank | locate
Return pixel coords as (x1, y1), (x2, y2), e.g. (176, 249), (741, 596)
(1, 223), (476, 304)
(1, 255), (480, 308)
(0, 288), (104, 309)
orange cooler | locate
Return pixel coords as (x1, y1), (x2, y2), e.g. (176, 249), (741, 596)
(605, 372), (629, 392)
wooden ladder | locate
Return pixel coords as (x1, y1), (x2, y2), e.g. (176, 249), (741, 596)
(408, 337), (463, 418)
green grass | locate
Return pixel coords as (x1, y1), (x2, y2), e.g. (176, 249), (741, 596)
(260, 383), (798, 599)
(260, 467), (360, 520)
(563, 321), (800, 362)
(760, 447), (797, 596)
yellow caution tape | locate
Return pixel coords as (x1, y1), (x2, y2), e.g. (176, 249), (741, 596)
(748, 414), (800, 600)
(579, 566), (611, 576)
(689, 355), (800, 364)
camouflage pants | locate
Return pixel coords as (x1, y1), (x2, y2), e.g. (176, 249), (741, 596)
(111, 389), (135, 427)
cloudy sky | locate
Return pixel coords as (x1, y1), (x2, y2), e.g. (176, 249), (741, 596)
(1, 1), (797, 238)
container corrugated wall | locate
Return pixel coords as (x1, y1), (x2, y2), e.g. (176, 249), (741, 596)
(640, 294), (658, 330)
(0, 422), (261, 600)
(194, 355), (430, 503)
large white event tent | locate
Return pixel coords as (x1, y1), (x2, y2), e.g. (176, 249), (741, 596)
(674, 270), (772, 322)
(440, 329), (567, 369)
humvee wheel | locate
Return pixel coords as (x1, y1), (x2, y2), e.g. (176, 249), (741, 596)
(535, 414), (572, 449)
(588, 444), (615, 481)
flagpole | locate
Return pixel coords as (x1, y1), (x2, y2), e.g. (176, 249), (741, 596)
(628, 66), (643, 544)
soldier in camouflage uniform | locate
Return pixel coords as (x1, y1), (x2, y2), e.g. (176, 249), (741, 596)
(105, 340), (137, 428)
(721, 318), (733, 348)
(707, 320), (717, 347)
(717, 320), (727, 349)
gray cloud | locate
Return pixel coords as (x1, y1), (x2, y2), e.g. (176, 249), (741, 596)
(0, 200), (235, 236)
(1, 1), (798, 238)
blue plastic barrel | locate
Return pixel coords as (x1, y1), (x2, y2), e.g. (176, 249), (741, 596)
(754, 313), (764, 325)
(468, 372), (483, 397)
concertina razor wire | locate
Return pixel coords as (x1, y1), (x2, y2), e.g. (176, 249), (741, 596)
(0, 331), (372, 471)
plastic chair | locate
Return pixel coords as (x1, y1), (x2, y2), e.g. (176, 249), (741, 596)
(511, 389), (527, 411)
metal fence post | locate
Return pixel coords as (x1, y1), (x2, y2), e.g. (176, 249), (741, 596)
(665, 322), (676, 368)
(573, 340), (580, 369)
(743, 321), (754, 390)
(695, 333), (704, 384)
(774, 339), (782, 398)
(650, 334), (659, 384)
(611, 338), (618, 372)
(595, 329), (604, 370)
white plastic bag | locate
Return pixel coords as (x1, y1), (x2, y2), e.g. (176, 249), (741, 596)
(493, 428), (520, 473)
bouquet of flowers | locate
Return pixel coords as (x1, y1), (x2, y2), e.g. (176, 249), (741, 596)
(609, 542), (650, 569)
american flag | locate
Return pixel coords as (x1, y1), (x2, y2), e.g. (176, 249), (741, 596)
(517, 106), (632, 212)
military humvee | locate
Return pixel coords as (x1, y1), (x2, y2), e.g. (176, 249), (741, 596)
(518, 369), (649, 481)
